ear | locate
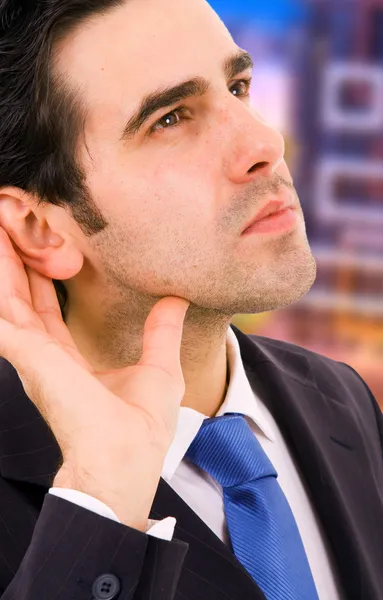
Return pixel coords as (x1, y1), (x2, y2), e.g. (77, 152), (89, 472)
(0, 187), (84, 280)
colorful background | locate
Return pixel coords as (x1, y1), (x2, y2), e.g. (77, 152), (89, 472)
(209, 0), (383, 408)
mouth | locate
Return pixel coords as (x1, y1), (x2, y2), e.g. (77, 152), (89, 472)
(241, 191), (298, 237)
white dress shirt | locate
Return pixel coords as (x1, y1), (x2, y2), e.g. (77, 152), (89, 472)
(50, 327), (345, 599)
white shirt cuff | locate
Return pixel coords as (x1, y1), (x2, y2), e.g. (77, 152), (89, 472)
(49, 488), (176, 541)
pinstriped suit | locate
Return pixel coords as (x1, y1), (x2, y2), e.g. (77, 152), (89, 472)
(0, 325), (382, 599)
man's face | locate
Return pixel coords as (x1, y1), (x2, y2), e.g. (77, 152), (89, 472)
(56, 0), (316, 316)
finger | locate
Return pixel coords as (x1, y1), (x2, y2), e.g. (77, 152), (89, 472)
(0, 228), (44, 332)
(0, 317), (20, 363)
(26, 266), (93, 372)
(139, 296), (190, 379)
(0, 317), (45, 374)
(0, 227), (33, 304)
(0, 315), (105, 433)
(26, 266), (75, 346)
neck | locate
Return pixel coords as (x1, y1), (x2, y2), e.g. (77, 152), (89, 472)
(64, 297), (232, 418)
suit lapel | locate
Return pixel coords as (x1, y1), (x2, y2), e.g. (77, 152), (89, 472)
(233, 327), (383, 600)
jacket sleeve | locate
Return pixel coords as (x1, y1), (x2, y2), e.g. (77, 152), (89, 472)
(49, 487), (176, 540)
(1, 493), (189, 600)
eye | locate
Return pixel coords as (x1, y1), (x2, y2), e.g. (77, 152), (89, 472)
(230, 78), (252, 98)
(150, 106), (189, 134)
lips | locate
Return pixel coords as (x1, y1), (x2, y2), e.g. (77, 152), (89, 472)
(242, 194), (295, 234)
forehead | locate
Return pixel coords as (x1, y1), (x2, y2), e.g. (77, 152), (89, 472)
(55, 0), (235, 131)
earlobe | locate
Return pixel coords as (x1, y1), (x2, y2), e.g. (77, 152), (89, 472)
(0, 188), (84, 281)
(15, 241), (85, 281)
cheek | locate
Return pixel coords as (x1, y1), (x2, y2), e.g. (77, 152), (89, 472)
(93, 139), (221, 233)
(113, 175), (210, 245)
(144, 158), (214, 221)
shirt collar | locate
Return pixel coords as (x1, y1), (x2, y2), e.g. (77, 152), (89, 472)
(161, 326), (276, 482)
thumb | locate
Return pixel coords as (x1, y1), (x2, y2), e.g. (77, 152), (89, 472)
(139, 296), (190, 378)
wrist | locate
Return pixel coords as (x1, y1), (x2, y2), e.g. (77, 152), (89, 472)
(53, 458), (163, 531)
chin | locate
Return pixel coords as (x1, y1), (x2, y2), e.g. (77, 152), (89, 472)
(252, 251), (317, 314)
(275, 255), (317, 309)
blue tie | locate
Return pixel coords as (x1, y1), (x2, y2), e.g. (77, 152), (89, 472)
(185, 412), (319, 600)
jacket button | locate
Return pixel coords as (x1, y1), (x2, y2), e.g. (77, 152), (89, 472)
(92, 573), (121, 599)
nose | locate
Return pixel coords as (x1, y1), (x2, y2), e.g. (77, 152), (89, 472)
(223, 102), (286, 184)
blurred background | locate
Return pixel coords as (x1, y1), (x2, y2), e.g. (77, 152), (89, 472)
(209, 0), (383, 408)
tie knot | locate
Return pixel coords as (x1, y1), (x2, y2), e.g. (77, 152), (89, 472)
(185, 412), (276, 488)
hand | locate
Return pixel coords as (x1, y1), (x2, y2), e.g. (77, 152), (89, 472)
(0, 227), (190, 529)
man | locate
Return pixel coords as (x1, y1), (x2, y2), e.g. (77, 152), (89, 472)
(0, 0), (382, 599)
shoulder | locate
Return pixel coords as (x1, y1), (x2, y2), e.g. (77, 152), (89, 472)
(249, 333), (369, 394)
(249, 334), (355, 382)
(247, 334), (383, 440)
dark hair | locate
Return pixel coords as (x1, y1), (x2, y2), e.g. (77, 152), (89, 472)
(0, 0), (124, 320)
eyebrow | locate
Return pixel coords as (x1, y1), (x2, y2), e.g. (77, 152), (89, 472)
(120, 50), (254, 141)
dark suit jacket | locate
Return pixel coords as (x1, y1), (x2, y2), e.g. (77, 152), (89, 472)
(0, 325), (382, 600)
